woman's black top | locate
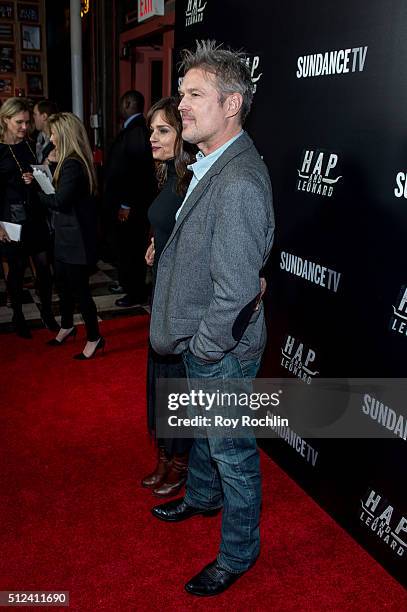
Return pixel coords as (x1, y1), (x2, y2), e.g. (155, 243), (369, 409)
(0, 140), (42, 224)
(38, 157), (97, 266)
(147, 160), (184, 280)
(0, 140), (49, 253)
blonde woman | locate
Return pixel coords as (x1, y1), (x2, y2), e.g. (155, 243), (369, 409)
(33, 112), (104, 359)
(0, 97), (55, 338)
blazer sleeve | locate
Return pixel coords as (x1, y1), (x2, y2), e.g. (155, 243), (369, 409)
(189, 176), (274, 362)
(38, 158), (86, 213)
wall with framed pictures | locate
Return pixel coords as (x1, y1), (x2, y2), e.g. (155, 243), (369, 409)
(0, 0), (47, 102)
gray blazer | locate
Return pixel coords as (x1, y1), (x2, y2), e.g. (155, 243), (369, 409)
(150, 131), (274, 363)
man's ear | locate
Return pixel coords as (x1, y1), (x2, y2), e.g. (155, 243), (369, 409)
(225, 93), (243, 118)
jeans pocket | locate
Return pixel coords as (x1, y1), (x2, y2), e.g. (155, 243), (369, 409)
(183, 349), (223, 380)
(186, 351), (214, 366)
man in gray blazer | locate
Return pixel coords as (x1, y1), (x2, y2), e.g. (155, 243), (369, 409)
(150, 41), (274, 596)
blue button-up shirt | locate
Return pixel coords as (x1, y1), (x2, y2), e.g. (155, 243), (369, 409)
(175, 131), (243, 220)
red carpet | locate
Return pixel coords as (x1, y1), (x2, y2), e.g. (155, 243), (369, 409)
(0, 316), (406, 611)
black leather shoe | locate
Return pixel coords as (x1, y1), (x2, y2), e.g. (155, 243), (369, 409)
(115, 295), (144, 307)
(151, 497), (221, 522)
(185, 559), (247, 596)
(47, 326), (77, 346)
(73, 336), (106, 360)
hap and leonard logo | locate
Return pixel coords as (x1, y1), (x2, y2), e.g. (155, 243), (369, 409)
(280, 335), (319, 385)
(185, 0), (207, 27)
(297, 149), (342, 198)
(360, 489), (407, 558)
(390, 285), (407, 338)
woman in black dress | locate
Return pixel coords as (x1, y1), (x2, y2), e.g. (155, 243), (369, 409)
(0, 97), (56, 338)
(142, 97), (195, 497)
(32, 112), (103, 360)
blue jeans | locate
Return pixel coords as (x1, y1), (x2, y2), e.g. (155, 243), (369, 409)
(182, 350), (262, 573)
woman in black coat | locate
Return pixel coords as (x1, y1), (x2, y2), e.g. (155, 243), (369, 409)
(32, 112), (104, 359)
(0, 97), (56, 338)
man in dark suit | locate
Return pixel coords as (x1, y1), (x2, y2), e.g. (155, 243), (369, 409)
(105, 90), (156, 306)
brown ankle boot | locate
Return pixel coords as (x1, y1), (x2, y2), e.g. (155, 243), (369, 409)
(141, 447), (170, 488)
(153, 452), (189, 497)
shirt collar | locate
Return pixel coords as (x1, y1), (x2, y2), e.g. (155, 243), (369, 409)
(123, 113), (142, 129)
(188, 131), (243, 180)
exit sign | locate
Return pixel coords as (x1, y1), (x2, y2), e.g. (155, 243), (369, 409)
(138, 0), (164, 22)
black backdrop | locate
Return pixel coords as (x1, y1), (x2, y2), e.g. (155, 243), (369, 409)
(174, 0), (407, 587)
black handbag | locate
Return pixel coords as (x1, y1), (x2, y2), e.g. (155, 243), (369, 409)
(9, 200), (27, 224)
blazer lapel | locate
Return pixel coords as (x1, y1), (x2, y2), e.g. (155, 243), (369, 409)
(163, 132), (254, 252)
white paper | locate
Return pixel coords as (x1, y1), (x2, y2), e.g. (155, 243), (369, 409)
(31, 164), (53, 181)
(0, 221), (22, 242)
(31, 164), (55, 194)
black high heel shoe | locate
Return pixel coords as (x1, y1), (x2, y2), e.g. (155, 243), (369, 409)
(47, 326), (77, 346)
(73, 336), (105, 360)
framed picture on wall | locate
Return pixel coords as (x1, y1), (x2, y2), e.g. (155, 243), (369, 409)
(21, 24), (41, 50)
(0, 2), (14, 20)
(0, 76), (13, 95)
(26, 72), (43, 96)
(0, 22), (13, 42)
(0, 44), (14, 73)
(17, 3), (40, 22)
(21, 53), (40, 72)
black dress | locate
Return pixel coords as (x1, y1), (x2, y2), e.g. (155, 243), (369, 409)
(0, 140), (50, 255)
(0, 140), (52, 318)
(146, 160), (191, 456)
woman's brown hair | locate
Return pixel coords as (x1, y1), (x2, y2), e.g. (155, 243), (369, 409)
(146, 96), (195, 196)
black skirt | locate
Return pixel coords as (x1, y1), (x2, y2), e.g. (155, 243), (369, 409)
(146, 343), (192, 456)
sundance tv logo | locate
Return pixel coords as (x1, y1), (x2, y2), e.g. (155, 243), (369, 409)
(281, 335), (319, 385)
(297, 46), (368, 78)
(362, 393), (407, 441)
(394, 171), (407, 199)
(280, 251), (341, 293)
(268, 414), (319, 466)
(297, 149), (342, 198)
(390, 285), (407, 338)
(360, 489), (407, 558)
(185, 0), (207, 27)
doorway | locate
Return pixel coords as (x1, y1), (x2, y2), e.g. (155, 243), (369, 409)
(131, 45), (163, 112)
